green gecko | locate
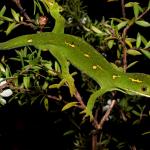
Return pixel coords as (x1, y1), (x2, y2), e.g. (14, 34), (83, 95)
(0, 32), (150, 118)
(0, 0), (150, 119)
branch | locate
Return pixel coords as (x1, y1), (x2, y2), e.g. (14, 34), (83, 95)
(12, 0), (32, 22)
(121, 0), (126, 18)
(97, 100), (116, 129)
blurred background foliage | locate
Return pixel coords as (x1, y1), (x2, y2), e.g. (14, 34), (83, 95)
(0, 0), (150, 150)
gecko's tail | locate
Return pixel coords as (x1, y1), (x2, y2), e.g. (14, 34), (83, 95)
(0, 34), (34, 50)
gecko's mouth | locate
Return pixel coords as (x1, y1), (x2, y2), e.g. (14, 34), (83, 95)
(116, 87), (150, 98)
(125, 89), (150, 98)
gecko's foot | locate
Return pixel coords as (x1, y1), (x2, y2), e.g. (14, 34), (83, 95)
(49, 73), (76, 97)
(80, 107), (94, 122)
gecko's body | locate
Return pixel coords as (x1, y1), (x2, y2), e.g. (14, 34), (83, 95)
(0, 0), (150, 118)
(0, 32), (150, 98)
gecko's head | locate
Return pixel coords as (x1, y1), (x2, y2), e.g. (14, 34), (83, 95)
(125, 73), (150, 98)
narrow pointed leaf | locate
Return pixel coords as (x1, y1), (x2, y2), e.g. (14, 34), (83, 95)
(145, 41), (150, 48)
(0, 6), (6, 16)
(136, 33), (141, 48)
(135, 20), (150, 27)
(140, 49), (150, 59)
(44, 98), (49, 111)
(117, 21), (128, 30)
(127, 49), (142, 56)
(133, 3), (139, 18)
(62, 102), (78, 111)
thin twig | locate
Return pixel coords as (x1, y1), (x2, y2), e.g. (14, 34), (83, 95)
(137, 7), (150, 20)
(74, 89), (99, 128)
(97, 100), (116, 129)
(74, 90), (86, 109)
(121, 0), (126, 18)
(12, 0), (32, 22)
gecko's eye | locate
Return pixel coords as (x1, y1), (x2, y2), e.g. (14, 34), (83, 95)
(141, 86), (147, 92)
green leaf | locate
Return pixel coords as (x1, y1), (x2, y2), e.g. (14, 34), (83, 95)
(125, 2), (139, 7)
(11, 9), (20, 22)
(135, 20), (150, 27)
(125, 39), (133, 48)
(23, 76), (30, 89)
(145, 41), (150, 48)
(108, 40), (114, 49)
(133, 3), (140, 18)
(127, 61), (138, 69)
(0, 63), (5, 73)
(5, 66), (11, 78)
(44, 98), (49, 111)
(63, 130), (75, 136)
(140, 49), (150, 59)
(148, 0), (150, 10)
(127, 49), (142, 56)
(5, 22), (19, 35)
(42, 81), (49, 90)
(136, 33), (141, 48)
(141, 35), (148, 46)
(54, 61), (61, 72)
(0, 15), (13, 22)
(142, 131), (150, 135)
(117, 21), (128, 30)
(0, 5), (6, 16)
(34, 0), (44, 15)
(62, 102), (78, 111)
(91, 25), (104, 35)
(132, 110), (141, 116)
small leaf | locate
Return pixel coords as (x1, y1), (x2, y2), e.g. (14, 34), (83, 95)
(5, 22), (19, 35)
(127, 61), (138, 69)
(140, 49), (150, 59)
(133, 3), (140, 18)
(142, 131), (150, 135)
(62, 102), (78, 111)
(0, 16), (13, 22)
(117, 21), (128, 30)
(125, 2), (139, 7)
(91, 25), (104, 35)
(5, 67), (11, 78)
(54, 61), (61, 72)
(108, 40), (114, 49)
(63, 130), (75, 136)
(11, 9), (20, 22)
(141, 35), (148, 46)
(148, 0), (150, 10)
(0, 97), (6, 105)
(145, 41), (150, 48)
(0, 6), (6, 16)
(44, 98), (49, 111)
(125, 39), (132, 48)
(23, 76), (30, 89)
(42, 81), (49, 90)
(135, 20), (150, 27)
(136, 32), (141, 48)
(0, 63), (5, 73)
(127, 49), (142, 56)
(132, 110), (141, 116)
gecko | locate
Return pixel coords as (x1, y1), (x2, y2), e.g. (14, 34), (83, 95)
(0, 0), (150, 119)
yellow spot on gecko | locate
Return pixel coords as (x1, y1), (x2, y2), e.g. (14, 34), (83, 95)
(92, 65), (103, 70)
(27, 39), (33, 43)
(112, 75), (121, 79)
(84, 54), (90, 58)
(92, 65), (97, 70)
(65, 41), (75, 48)
(129, 78), (143, 83)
